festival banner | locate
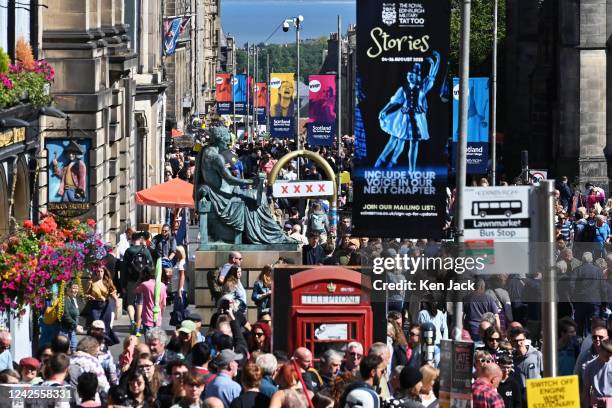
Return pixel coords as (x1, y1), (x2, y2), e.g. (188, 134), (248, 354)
(307, 74), (336, 146)
(255, 82), (267, 124)
(452, 77), (489, 174)
(233, 74), (248, 115)
(215, 73), (232, 115)
(352, 0), (450, 238)
(269, 73), (296, 138)
(163, 17), (190, 56)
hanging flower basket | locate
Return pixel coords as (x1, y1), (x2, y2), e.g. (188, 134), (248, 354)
(0, 216), (107, 317)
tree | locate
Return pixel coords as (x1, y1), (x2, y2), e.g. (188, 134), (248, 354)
(450, 0), (506, 76)
(234, 37), (328, 83)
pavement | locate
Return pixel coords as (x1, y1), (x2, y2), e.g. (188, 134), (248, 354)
(103, 301), (176, 361)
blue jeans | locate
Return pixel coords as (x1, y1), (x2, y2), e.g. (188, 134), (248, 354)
(58, 329), (77, 352)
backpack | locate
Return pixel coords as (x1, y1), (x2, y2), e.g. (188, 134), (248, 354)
(130, 246), (152, 280)
(42, 297), (62, 325)
(309, 213), (326, 233)
(578, 222), (596, 242)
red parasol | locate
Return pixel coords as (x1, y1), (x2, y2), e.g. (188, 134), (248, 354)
(135, 177), (194, 209)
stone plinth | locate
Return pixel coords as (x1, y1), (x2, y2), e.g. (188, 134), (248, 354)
(189, 249), (302, 327)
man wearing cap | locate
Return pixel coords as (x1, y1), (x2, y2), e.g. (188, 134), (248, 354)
(51, 140), (87, 202)
(583, 339), (612, 407)
(203, 349), (243, 407)
(90, 320), (118, 386)
(19, 357), (41, 384)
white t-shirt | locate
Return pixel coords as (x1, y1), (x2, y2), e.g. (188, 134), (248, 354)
(172, 259), (186, 293)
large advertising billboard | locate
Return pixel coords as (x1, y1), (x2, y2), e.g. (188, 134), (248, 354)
(269, 73), (296, 138)
(452, 77), (490, 174)
(307, 74), (336, 146)
(233, 74), (248, 115)
(255, 82), (267, 124)
(352, 0), (450, 238)
(215, 73), (232, 115)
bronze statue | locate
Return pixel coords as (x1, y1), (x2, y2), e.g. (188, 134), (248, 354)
(194, 126), (295, 246)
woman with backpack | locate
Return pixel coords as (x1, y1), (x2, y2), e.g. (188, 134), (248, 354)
(307, 203), (329, 242)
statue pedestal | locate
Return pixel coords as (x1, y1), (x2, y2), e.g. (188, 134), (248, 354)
(189, 248), (302, 326)
(198, 243), (300, 251)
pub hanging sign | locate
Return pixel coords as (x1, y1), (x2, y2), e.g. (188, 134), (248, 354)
(45, 139), (92, 217)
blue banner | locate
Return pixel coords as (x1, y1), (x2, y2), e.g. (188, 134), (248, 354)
(307, 123), (335, 146)
(452, 77), (490, 174)
(163, 17), (190, 56)
(233, 74), (248, 115)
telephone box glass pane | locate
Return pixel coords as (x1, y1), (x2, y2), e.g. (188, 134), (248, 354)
(306, 322), (312, 340)
(314, 323), (348, 341)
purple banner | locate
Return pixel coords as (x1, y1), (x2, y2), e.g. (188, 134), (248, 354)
(307, 75), (336, 146)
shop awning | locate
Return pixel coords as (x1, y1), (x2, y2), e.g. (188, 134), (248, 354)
(135, 177), (194, 209)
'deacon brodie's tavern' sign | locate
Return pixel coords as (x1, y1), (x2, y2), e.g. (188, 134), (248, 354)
(45, 139), (92, 217)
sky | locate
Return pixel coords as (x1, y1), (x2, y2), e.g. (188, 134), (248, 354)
(221, 0), (356, 46)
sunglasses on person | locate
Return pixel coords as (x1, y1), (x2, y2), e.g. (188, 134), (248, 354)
(138, 364), (153, 369)
(234, 257), (242, 260)
(349, 352), (363, 358)
(593, 335), (606, 340)
(487, 337), (501, 343)
(479, 358), (493, 364)
(254, 332), (265, 337)
(409, 331), (420, 337)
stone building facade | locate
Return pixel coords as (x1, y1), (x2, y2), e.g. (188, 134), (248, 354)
(39, 0), (163, 242)
(503, 0), (611, 190)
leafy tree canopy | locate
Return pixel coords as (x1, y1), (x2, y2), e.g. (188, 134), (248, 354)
(235, 37), (328, 83)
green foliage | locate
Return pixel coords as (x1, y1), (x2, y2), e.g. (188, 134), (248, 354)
(0, 48), (9, 74)
(0, 71), (52, 110)
(235, 37), (328, 83)
(450, 0), (506, 76)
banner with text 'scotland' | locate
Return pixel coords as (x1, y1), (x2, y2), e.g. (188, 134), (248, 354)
(307, 74), (336, 146)
(269, 73), (296, 139)
(352, 0), (450, 238)
(215, 74), (232, 115)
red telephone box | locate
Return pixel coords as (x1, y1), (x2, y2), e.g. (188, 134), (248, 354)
(287, 267), (373, 358)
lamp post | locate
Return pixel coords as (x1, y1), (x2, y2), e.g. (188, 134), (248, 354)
(283, 15), (304, 153)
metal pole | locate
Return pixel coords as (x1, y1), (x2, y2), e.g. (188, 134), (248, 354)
(490, 0), (498, 186)
(267, 53), (270, 133)
(247, 42), (251, 142)
(337, 15), (342, 211)
(254, 47), (258, 135)
(540, 180), (557, 376)
(453, 0), (471, 341)
(232, 45), (236, 134)
(296, 19), (301, 152)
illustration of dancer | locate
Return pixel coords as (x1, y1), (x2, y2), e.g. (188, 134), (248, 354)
(375, 51), (440, 171)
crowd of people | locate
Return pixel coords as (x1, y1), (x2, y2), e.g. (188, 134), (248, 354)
(1, 123), (612, 407)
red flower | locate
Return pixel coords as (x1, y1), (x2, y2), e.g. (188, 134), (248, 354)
(23, 220), (34, 229)
(86, 219), (96, 227)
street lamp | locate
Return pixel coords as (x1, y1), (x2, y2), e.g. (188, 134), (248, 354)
(283, 15), (304, 153)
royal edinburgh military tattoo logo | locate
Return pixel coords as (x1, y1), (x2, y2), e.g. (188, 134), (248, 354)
(382, 3), (397, 26)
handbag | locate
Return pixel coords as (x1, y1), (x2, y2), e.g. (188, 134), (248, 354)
(43, 297), (61, 325)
